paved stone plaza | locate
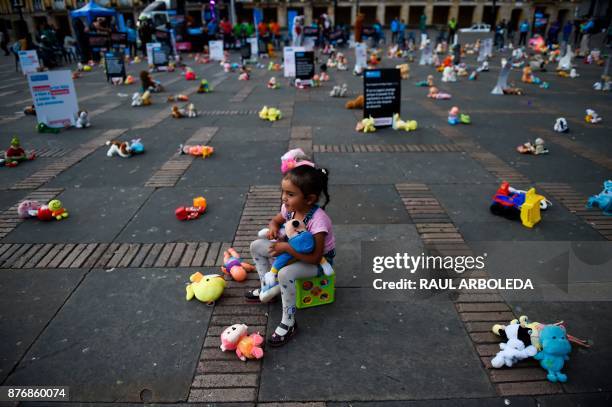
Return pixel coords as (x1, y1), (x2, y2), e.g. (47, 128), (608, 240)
(0, 45), (611, 406)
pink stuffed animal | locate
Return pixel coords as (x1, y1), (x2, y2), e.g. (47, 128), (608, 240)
(280, 148), (315, 174)
(220, 324), (264, 361)
(17, 200), (41, 219)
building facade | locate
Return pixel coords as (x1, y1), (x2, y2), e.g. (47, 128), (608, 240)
(0, 0), (605, 41)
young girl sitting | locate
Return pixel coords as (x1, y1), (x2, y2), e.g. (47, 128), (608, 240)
(248, 165), (335, 346)
(140, 70), (164, 93)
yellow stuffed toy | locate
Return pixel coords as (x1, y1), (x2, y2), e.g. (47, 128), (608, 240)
(185, 272), (226, 305)
(392, 114), (418, 132)
(259, 106), (282, 122)
(355, 116), (376, 133)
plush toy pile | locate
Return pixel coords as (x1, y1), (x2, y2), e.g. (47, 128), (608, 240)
(258, 106), (282, 121)
(18, 199), (68, 221)
(176, 196), (207, 221)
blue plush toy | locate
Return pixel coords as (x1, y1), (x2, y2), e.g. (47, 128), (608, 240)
(534, 325), (572, 382)
(270, 219), (314, 274)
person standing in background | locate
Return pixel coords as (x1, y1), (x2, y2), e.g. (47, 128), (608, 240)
(447, 17), (457, 45)
(518, 19), (529, 46)
(126, 20), (137, 58)
(562, 20), (573, 46)
(354, 13), (364, 43)
(390, 17), (399, 44)
(0, 29), (9, 56)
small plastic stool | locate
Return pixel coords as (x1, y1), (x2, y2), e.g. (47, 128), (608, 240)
(295, 272), (335, 309)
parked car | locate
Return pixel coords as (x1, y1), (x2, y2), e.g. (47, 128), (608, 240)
(459, 23), (491, 33)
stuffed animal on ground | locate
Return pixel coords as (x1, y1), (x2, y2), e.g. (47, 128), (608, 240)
(23, 105), (36, 115)
(448, 106), (470, 125)
(267, 61), (281, 71)
(175, 196), (208, 222)
(469, 71), (478, 80)
(75, 110), (90, 128)
(456, 64), (468, 77)
(267, 77), (279, 89)
(220, 324), (264, 361)
(124, 75), (135, 85)
(238, 68), (250, 81)
(184, 68), (196, 80)
(4, 136), (35, 167)
(392, 114), (418, 132)
(167, 94), (189, 102)
(17, 200), (41, 219)
(356, 116), (376, 133)
(185, 272), (226, 305)
(185, 103), (198, 118)
(140, 70), (163, 92)
(36, 123), (60, 134)
(179, 144), (214, 158)
(503, 87), (524, 95)
(221, 248), (255, 282)
(396, 63), (410, 80)
(72, 71), (81, 80)
(197, 79), (211, 93)
(345, 95), (364, 109)
(534, 325), (571, 382)
(111, 77), (124, 85)
(477, 60), (489, 72)
(171, 105), (184, 119)
(281, 148), (315, 174)
(553, 117), (569, 133)
(329, 84), (348, 97)
(517, 138), (549, 155)
(258, 106), (282, 121)
(491, 322), (538, 368)
(569, 68), (579, 78)
(106, 139), (144, 158)
(48, 199), (68, 220)
(585, 109), (602, 123)
(131, 92), (143, 107)
(587, 180), (612, 215)
(428, 86), (451, 99)
(522, 66), (534, 83)
(490, 182), (548, 228)
(441, 66), (457, 82)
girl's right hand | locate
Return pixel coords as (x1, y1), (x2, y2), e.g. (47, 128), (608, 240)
(267, 224), (279, 240)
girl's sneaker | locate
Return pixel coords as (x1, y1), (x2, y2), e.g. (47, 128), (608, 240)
(245, 288), (278, 303)
(268, 323), (298, 347)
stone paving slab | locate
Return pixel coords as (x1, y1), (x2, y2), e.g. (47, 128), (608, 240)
(179, 140), (287, 187)
(0, 268), (88, 383)
(315, 153), (496, 185)
(326, 185), (411, 225)
(116, 186), (246, 243)
(3, 267), (212, 403)
(259, 288), (495, 402)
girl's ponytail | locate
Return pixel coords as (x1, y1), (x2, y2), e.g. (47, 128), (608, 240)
(319, 167), (330, 209)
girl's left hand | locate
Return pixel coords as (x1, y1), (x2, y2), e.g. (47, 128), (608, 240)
(268, 242), (290, 257)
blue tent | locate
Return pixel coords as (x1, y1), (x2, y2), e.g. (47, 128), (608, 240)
(70, 1), (117, 25)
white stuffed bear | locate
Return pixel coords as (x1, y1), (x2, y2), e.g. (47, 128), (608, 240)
(491, 322), (537, 368)
(75, 110), (90, 128)
(131, 92), (143, 107)
(441, 66), (456, 82)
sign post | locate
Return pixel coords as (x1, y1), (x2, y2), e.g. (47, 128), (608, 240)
(363, 68), (401, 127)
(283, 46), (305, 77)
(104, 51), (126, 82)
(27, 70), (79, 128)
(209, 40), (224, 61)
